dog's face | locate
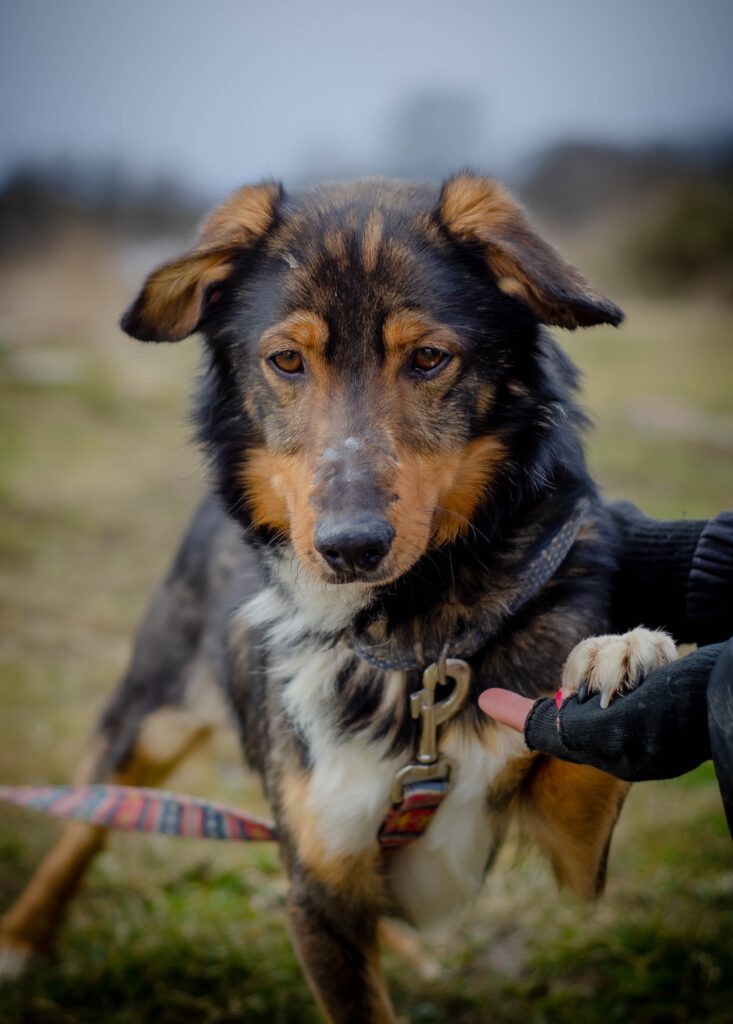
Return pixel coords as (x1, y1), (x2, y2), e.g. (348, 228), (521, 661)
(122, 176), (622, 585)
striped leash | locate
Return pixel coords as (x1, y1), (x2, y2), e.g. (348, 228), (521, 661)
(0, 784), (277, 842)
(0, 658), (472, 851)
(0, 779), (450, 851)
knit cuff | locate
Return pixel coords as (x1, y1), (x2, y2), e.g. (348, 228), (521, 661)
(688, 511), (733, 643)
(608, 501), (705, 639)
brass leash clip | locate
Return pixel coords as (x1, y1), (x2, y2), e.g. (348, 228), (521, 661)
(390, 656), (471, 804)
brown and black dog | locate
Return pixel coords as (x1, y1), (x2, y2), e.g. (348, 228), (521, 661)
(0, 175), (676, 1021)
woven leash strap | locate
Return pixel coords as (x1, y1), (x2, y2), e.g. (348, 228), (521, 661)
(0, 783), (444, 851)
(0, 785), (277, 842)
(377, 779), (450, 851)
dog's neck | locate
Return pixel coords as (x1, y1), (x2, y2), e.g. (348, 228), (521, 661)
(350, 486), (592, 670)
(260, 484), (593, 671)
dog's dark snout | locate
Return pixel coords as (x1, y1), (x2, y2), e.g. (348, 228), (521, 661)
(314, 517), (395, 576)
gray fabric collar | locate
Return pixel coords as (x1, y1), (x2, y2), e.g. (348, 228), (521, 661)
(349, 498), (591, 671)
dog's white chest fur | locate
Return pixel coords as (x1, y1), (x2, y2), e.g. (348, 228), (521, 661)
(245, 570), (526, 932)
(388, 727), (526, 931)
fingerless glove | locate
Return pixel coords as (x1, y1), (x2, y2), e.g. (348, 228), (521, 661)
(524, 644), (723, 782)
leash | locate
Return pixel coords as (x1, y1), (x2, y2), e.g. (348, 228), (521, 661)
(0, 784), (277, 841)
(0, 780), (450, 852)
(0, 658), (471, 853)
(1, 501), (588, 851)
(379, 655), (471, 849)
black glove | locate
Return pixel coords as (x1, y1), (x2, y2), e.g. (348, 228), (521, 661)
(524, 643), (725, 782)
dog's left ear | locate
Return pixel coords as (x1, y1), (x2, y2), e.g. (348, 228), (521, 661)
(439, 173), (623, 329)
(121, 181), (283, 341)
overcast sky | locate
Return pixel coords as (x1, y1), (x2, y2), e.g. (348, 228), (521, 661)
(2, 0), (732, 196)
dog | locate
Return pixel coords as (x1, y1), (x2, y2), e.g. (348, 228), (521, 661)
(0, 174), (677, 1021)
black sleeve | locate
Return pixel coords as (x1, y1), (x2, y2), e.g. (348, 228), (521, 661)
(609, 503), (733, 644)
(524, 644), (723, 782)
(708, 639), (733, 836)
(688, 513), (733, 644)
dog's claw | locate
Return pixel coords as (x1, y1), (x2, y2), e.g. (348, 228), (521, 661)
(561, 627), (678, 710)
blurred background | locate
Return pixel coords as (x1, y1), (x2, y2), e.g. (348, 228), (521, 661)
(1, 1), (732, 1021)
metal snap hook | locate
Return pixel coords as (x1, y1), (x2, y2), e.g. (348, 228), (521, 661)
(390, 658), (472, 803)
(409, 658), (472, 765)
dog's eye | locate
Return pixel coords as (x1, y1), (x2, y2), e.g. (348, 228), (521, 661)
(411, 347), (449, 375)
(270, 350), (304, 375)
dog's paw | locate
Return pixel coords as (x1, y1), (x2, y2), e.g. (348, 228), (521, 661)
(561, 627), (678, 709)
(378, 919), (442, 981)
(0, 940), (42, 983)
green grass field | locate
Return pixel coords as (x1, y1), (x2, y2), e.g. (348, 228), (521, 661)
(1, 235), (732, 1023)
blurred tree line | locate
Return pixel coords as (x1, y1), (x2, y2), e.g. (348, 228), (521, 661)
(0, 160), (203, 254)
(523, 137), (733, 299)
(2, 103), (732, 299)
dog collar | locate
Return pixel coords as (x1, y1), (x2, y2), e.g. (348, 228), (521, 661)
(349, 497), (591, 671)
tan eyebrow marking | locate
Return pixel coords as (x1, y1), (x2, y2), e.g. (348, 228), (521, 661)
(382, 309), (457, 354)
(361, 209), (384, 273)
(260, 310), (329, 353)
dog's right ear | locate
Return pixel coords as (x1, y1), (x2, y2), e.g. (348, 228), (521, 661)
(120, 181), (283, 341)
(439, 174), (623, 330)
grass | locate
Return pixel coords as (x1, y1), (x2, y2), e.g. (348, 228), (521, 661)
(1, 233), (732, 1022)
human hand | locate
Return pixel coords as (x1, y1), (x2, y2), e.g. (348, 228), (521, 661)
(479, 644), (722, 782)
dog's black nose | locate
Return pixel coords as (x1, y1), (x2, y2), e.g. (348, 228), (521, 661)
(314, 517), (395, 576)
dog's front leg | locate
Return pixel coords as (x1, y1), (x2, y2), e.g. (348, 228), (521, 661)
(287, 877), (396, 1024)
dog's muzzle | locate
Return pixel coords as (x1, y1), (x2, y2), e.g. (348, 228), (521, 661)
(312, 434), (396, 578)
